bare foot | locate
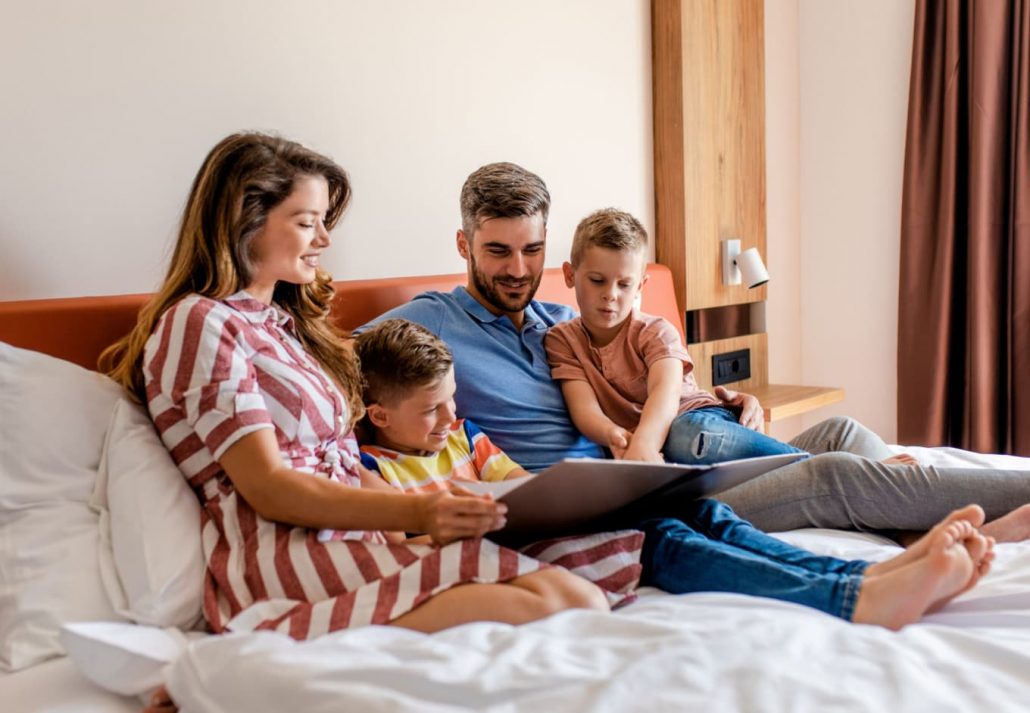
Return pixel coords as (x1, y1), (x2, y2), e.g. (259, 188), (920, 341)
(881, 453), (920, 466)
(926, 532), (995, 612)
(866, 504), (985, 577)
(143, 686), (177, 713)
(852, 520), (978, 630)
(981, 503), (1030, 543)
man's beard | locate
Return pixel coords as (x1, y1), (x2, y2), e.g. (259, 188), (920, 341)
(469, 254), (542, 314)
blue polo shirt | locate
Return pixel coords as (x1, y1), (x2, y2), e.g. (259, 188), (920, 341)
(358, 288), (604, 472)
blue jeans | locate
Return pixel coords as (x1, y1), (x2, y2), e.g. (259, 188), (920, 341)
(664, 406), (807, 465)
(638, 500), (868, 620)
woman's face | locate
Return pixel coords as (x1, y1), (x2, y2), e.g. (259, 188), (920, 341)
(246, 174), (331, 303)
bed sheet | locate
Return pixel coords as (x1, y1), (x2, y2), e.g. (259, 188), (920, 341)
(163, 537), (1030, 712)
(10, 446), (1030, 712)
(2, 656), (138, 713)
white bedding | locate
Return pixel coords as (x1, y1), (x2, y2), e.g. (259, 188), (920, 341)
(6, 445), (1030, 713)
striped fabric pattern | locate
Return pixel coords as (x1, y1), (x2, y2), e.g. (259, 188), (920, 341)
(360, 419), (520, 493)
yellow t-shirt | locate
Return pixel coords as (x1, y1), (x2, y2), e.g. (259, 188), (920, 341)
(360, 419), (521, 493)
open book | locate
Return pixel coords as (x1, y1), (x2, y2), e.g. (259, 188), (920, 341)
(464, 453), (806, 543)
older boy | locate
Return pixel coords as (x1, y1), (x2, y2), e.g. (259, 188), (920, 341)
(546, 208), (806, 466)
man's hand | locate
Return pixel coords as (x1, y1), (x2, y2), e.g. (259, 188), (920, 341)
(608, 426), (633, 459)
(714, 385), (764, 432)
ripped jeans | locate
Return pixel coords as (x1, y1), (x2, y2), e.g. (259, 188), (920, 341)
(663, 406), (807, 465)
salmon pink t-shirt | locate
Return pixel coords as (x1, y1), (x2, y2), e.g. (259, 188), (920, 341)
(543, 310), (721, 431)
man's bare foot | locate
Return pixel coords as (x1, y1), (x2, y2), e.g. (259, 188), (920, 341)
(852, 520), (978, 630)
(865, 504), (985, 577)
(881, 453), (920, 466)
(981, 503), (1030, 542)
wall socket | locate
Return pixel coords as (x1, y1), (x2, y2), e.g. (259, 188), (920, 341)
(711, 348), (751, 386)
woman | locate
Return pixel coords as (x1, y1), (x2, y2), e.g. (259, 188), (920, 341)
(103, 132), (614, 644)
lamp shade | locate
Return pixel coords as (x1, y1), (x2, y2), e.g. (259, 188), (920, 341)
(736, 248), (769, 288)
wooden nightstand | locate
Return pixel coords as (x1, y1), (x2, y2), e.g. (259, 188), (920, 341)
(747, 384), (845, 429)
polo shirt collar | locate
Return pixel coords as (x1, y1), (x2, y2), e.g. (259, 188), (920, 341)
(451, 286), (547, 330)
(224, 290), (295, 331)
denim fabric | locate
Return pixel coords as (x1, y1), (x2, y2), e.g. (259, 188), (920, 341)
(663, 406), (807, 465)
(638, 499), (868, 620)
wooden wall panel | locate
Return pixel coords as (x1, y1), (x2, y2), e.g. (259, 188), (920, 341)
(653, 0), (767, 312)
(688, 333), (768, 393)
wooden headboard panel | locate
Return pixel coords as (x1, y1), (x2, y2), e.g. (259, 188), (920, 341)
(0, 264), (682, 371)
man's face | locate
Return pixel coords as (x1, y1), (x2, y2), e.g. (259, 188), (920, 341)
(457, 213), (546, 318)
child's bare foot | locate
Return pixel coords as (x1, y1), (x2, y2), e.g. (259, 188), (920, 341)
(981, 503), (1030, 542)
(926, 531), (995, 612)
(881, 453), (919, 466)
(852, 520), (978, 630)
(143, 686), (177, 713)
(865, 504), (985, 577)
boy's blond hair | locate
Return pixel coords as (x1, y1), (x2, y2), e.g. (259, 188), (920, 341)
(570, 208), (648, 267)
(354, 319), (453, 406)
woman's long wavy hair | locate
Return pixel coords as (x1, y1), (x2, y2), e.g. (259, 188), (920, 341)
(101, 132), (365, 424)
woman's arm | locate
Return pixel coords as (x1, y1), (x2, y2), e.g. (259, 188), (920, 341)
(559, 380), (633, 457)
(621, 357), (683, 463)
(219, 429), (506, 544)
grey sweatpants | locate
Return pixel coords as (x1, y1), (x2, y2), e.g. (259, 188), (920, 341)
(716, 416), (1030, 532)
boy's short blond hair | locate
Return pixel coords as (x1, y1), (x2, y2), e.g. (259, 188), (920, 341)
(354, 319), (453, 406)
(570, 208), (648, 267)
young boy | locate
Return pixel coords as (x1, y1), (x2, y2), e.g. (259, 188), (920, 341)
(353, 318), (646, 603)
(353, 318), (532, 492)
(543, 208), (806, 465)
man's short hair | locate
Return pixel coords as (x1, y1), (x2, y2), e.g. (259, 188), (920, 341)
(354, 319), (453, 406)
(570, 208), (648, 267)
(459, 162), (551, 238)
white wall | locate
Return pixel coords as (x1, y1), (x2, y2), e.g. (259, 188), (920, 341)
(0, 0), (653, 300)
(764, 0), (803, 441)
(797, 0), (916, 441)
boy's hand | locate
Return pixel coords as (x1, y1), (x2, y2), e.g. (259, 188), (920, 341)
(714, 385), (764, 431)
(608, 426), (633, 459)
(620, 440), (665, 464)
(416, 487), (507, 545)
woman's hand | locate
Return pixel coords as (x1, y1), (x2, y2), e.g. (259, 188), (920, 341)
(415, 486), (507, 545)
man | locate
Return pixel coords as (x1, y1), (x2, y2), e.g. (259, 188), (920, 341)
(361, 162), (1030, 541)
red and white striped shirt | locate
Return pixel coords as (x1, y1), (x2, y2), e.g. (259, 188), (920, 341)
(144, 292), (641, 639)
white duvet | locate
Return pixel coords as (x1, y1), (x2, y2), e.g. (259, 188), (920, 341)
(161, 446), (1030, 713)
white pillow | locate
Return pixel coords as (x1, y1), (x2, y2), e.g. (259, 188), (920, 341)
(98, 398), (205, 629)
(0, 343), (125, 671)
(60, 621), (192, 697)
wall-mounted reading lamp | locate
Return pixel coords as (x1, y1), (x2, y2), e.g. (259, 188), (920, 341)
(721, 239), (769, 288)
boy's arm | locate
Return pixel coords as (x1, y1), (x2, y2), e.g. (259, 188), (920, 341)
(559, 380), (633, 457)
(622, 357), (683, 463)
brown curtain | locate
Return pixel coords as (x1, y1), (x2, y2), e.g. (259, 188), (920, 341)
(898, 0), (1030, 455)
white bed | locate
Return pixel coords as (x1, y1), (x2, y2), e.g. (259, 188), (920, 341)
(3, 340), (1030, 713)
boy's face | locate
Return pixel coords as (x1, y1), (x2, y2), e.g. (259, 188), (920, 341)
(367, 367), (459, 456)
(562, 245), (647, 343)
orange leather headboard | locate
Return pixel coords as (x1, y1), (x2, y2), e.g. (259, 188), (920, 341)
(0, 264), (683, 371)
